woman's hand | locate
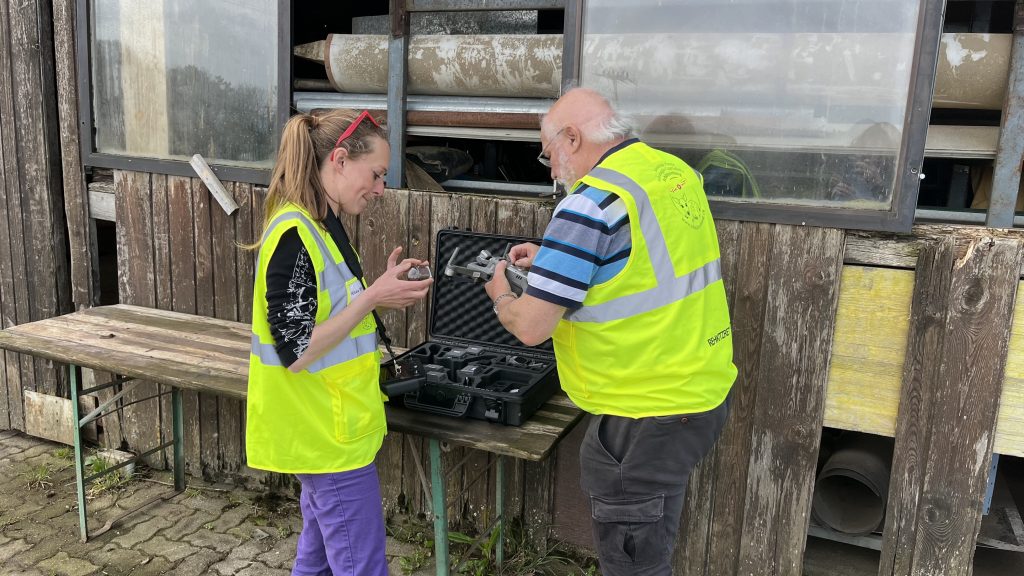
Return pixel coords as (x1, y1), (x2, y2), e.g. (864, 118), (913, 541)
(508, 242), (540, 268)
(365, 247), (433, 310)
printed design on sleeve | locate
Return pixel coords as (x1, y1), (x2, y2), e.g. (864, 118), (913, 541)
(280, 247), (317, 359)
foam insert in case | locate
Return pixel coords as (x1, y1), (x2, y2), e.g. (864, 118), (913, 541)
(380, 229), (558, 426)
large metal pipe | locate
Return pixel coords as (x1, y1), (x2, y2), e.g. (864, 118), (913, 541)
(811, 435), (893, 536)
(296, 33), (1011, 110)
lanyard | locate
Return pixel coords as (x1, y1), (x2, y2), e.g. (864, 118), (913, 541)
(321, 210), (399, 368)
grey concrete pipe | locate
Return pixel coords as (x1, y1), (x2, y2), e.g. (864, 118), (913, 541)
(811, 435), (894, 536)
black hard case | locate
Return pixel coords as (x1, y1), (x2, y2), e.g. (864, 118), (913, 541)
(380, 229), (558, 426)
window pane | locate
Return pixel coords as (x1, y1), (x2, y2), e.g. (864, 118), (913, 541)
(91, 0), (278, 168)
(581, 0), (922, 209)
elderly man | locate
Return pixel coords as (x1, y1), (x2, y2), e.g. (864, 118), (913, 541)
(484, 88), (737, 576)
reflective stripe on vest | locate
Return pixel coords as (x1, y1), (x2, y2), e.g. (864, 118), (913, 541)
(251, 210), (377, 372)
(566, 166), (724, 323)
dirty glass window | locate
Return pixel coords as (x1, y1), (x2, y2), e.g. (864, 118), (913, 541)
(581, 0), (922, 211)
(90, 0), (278, 168)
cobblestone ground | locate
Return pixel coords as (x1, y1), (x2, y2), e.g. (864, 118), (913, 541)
(0, 430), (432, 576)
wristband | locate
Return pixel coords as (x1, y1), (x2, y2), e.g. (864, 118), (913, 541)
(492, 292), (518, 315)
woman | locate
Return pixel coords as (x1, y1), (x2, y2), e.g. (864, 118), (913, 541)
(246, 109), (431, 576)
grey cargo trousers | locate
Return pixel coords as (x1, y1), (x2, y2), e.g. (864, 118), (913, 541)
(579, 396), (730, 576)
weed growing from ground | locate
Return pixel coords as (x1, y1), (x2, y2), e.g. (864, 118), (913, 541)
(25, 463), (53, 491)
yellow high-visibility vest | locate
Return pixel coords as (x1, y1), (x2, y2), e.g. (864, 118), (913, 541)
(246, 203), (384, 473)
(552, 142), (737, 417)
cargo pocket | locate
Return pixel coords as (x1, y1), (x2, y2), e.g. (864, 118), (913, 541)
(590, 494), (667, 567)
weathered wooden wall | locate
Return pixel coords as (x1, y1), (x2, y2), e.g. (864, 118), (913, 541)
(0, 0), (74, 431)
(6, 148), (1022, 574)
(110, 174), (560, 533)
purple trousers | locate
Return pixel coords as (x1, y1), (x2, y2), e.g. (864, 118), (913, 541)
(292, 463), (388, 576)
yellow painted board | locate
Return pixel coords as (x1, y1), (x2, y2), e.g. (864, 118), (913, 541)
(997, 282), (1024, 456)
(824, 266), (911, 439)
(823, 267), (1024, 457)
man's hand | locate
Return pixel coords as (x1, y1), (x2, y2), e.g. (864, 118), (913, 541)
(485, 260), (512, 301)
(508, 242), (540, 268)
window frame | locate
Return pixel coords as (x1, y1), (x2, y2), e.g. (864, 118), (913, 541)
(75, 0), (291, 186)
(691, 0), (945, 232)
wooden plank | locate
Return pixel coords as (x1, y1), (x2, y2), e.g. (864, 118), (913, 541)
(89, 303), (252, 339)
(877, 236), (954, 576)
(24, 390), (74, 445)
(825, 267), (914, 438)
(844, 224), (1024, 276)
(0, 322), (247, 398)
(212, 181), (242, 474)
(0, 35), (18, 430)
(494, 197), (546, 541)
(429, 193), (472, 524)
(0, 0), (40, 412)
(817, 264), (1022, 458)
(464, 195), (497, 534)
(53, 0), (91, 307)
(737, 225), (845, 576)
(678, 220), (772, 575)
(496, 199), (535, 237)
(152, 174), (172, 469)
(152, 175), (173, 312)
(235, 183), (256, 323)
(392, 190), (426, 521)
(469, 195), (497, 233)
(168, 175), (202, 475)
(359, 188), (409, 347)
(88, 189), (116, 221)
(361, 189), (410, 513)
(0, 303), (583, 460)
(9, 0), (68, 398)
(881, 236), (1024, 576)
(114, 171), (161, 466)
(703, 221), (773, 575)
(997, 281), (1024, 456)
(193, 179), (220, 476)
(244, 185), (268, 483)
(65, 313), (248, 362)
(397, 190), (431, 515)
(406, 191), (431, 345)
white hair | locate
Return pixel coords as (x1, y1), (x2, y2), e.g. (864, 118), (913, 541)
(585, 112), (634, 144)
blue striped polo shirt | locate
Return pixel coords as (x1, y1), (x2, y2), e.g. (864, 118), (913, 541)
(526, 140), (639, 309)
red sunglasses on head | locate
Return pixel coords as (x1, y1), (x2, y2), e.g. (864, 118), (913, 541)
(334, 110), (382, 149)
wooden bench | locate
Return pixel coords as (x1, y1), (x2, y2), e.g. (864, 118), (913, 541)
(0, 304), (584, 573)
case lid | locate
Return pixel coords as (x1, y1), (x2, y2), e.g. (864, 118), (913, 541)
(429, 229), (553, 355)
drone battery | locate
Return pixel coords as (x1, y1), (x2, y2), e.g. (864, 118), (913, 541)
(380, 229), (558, 426)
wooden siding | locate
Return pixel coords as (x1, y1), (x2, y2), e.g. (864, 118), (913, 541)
(4, 156), (1024, 574)
(94, 176), (1024, 576)
(0, 0), (73, 431)
(110, 175), (563, 534)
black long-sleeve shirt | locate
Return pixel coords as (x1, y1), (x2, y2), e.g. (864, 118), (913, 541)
(264, 228), (317, 367)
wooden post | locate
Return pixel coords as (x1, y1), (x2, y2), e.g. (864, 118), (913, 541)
(736, 225), (846, 576)
(879, 234), (1024, 576)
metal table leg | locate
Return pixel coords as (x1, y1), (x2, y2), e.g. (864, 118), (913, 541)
(70, 365), (89, 542)
(429, 438), (449, 576)
(496, 455), (505, 568)
(172, 388), (185, 490)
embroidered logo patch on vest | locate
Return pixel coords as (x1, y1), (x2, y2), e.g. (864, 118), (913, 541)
(657, 162), (705, 229)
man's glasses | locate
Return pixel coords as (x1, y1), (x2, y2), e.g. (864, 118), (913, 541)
(334, 110), (382, 149)
(536, 127), (568, 168)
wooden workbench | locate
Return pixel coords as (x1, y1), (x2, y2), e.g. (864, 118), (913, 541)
(0, 304), (583, 573)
